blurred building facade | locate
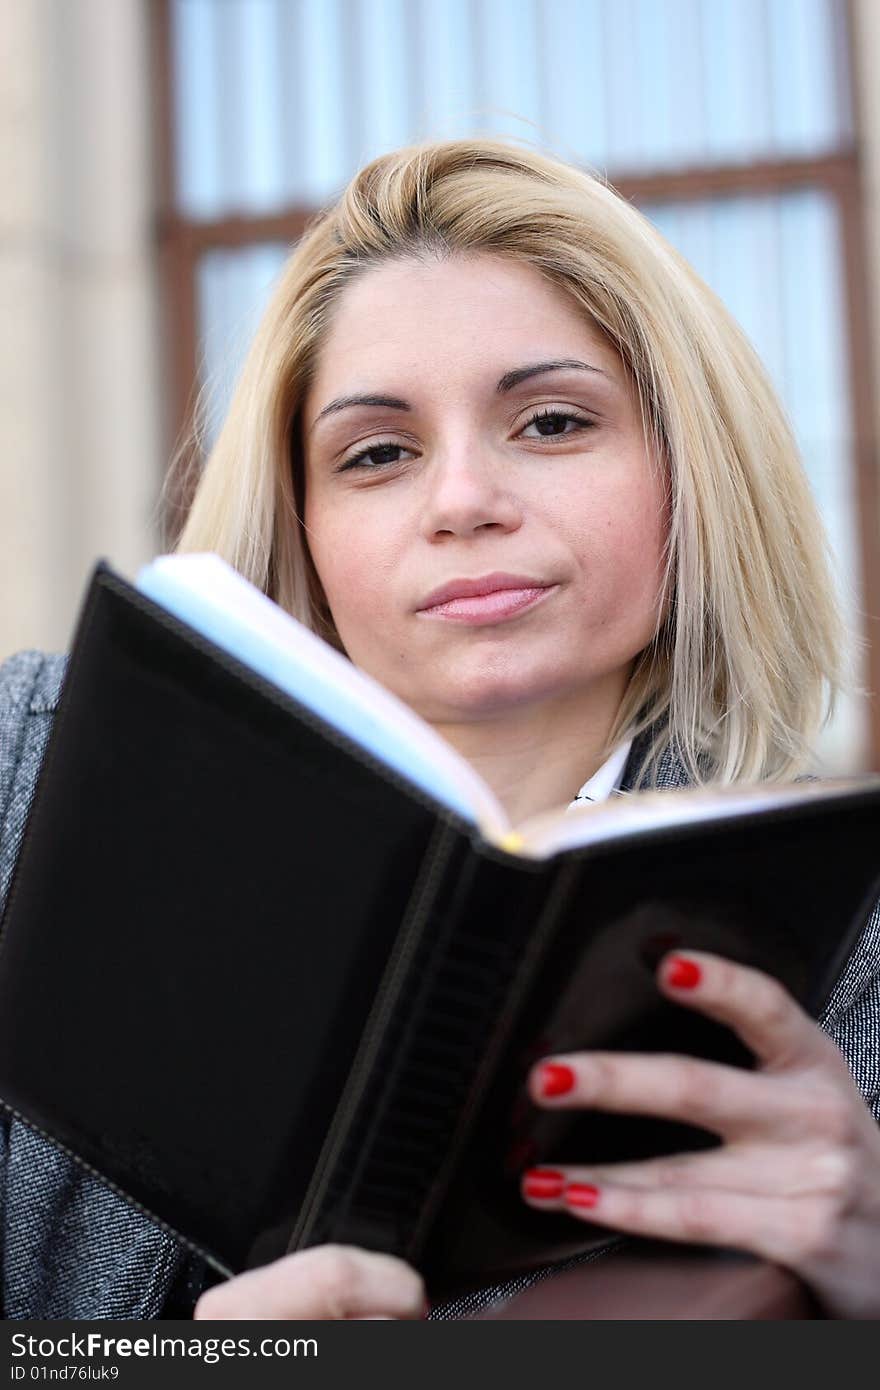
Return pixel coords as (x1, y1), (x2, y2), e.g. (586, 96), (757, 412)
(2, 0), (879, 774)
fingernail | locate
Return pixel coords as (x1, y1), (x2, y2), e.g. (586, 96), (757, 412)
(538, 1062), (576, 1097)
(565, 1182), (600, 1209)
(523, 1168), (566, 1199)
(666, 956), (702, 989)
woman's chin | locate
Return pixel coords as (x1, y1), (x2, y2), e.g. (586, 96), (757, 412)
(415, 669), (573, 723)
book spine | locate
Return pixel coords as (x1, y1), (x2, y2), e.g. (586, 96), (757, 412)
(291, 835), (571, 1258)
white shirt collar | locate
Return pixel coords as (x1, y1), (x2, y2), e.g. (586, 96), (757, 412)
(566, 738), (633, 811)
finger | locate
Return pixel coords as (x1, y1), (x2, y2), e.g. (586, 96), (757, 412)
(656, 951), (839, 1071)
(193, 1246), (426, 1321)
(556, 1180), (801, 1264)
(520, 1142), (840, 1206)
(528, 1051), (807, 1139)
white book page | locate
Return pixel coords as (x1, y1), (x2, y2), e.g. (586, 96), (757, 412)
(513, 776), (876, 861)
(135, 554), (511, 842)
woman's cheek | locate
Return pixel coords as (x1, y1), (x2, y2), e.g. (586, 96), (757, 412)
(575, 511), (665, 648)
(318, 550), (401, 655)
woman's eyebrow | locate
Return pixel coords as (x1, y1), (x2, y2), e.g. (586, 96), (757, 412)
(309, 359), (609, 434)
(310, 392), (410, 433)
(496, 358), (608, 392)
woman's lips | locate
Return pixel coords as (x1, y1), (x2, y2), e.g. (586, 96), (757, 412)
(416, 584), (558, 625)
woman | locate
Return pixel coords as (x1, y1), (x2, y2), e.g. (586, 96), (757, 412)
(1, 137), (879, 1319)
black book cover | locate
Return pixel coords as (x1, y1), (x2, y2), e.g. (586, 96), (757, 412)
(0, 563), (877, 1301)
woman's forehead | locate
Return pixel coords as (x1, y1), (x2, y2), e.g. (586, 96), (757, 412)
(322, 252), (596, 333)
(302, 256), (623, 417)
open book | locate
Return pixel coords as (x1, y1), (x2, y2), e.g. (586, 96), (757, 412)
(0, 554), (877, 1299)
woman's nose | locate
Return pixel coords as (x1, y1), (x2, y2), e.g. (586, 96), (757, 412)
(418, 445), (524, 540)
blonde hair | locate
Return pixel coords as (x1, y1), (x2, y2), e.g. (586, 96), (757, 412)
(173, 136), (846, 786)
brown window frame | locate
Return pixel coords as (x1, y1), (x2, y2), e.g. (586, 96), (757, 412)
(150, 0), (880, 768)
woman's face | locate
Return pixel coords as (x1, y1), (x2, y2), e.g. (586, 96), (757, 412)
(301, 253), (668, 726)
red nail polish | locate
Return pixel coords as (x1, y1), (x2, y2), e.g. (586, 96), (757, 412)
(666, 956), (701, 989)
(523, 1168), (565, 1199)
(565, 1182), (600, 1209)
(538, 1062), (576, 1097)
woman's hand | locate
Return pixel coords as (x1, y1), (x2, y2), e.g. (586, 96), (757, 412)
(521, 950), (880, 1319)
(193, 1245), (426, 1320)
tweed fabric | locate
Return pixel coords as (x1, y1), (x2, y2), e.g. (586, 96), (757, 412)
(0, 651), (877, 1319)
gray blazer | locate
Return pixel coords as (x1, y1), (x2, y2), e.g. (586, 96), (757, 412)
(1, 650), (878, 1319)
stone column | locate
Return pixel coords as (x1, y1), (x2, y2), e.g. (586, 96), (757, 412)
(851, 0), (880, 525)
(0, 0), (160, 659)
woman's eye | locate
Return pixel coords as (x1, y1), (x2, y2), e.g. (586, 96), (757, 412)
(337, 441), (412, 472)
(336, 409), (594, 472)
(521, 409), (595, 439)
